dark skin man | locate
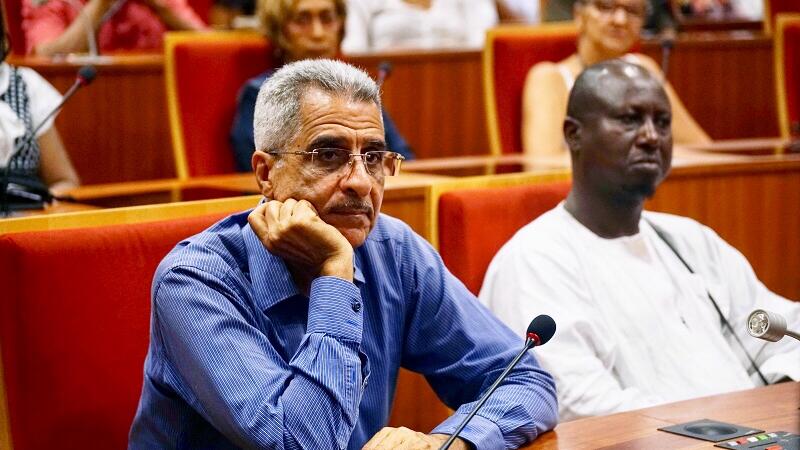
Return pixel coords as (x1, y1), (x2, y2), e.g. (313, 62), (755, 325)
(563, 59), (674, 238)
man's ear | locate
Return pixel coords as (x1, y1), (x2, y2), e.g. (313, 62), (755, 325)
(564, 117), (582, 153)
(252, 150), (274, 198)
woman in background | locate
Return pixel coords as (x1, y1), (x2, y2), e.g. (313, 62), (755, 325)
(522, 0), (710, 157)
(230, 0), (413, 172)
(0, 9), (80, 199)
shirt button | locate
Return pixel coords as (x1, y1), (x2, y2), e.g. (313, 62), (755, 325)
(352, 302), (361, 312)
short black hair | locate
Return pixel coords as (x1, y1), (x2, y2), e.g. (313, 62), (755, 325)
(566, 59), (655, 121)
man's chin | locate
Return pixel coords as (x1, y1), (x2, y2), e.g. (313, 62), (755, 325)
(338, 228), (369, 248)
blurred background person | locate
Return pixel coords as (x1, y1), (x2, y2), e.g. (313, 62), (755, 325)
(341, 0), (539, 53)
(22, 0), (207, 56)
(522, 0), (710, 157)
(675, 0), (762, 20)
(230, 0), (413, 173)
(1, 8), (80, 198)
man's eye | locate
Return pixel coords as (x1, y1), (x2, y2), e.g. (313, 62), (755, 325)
(317, 149), (345, 162)
(656, 117), (671, 129)
(364, 152), (383, 165)
(619, 114), (639, 125)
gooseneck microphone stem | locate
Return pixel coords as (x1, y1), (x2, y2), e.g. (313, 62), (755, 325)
(438, 338), (536, 450)
(1, 65), (96, 216)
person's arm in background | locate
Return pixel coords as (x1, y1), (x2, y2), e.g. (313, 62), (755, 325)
(230, 79), (259, 172)
(391, 224), (558, 448)
(381, 110), (414, 160)
(340, 0), (372, 53)
(24, 0), (114, 56)
(38, 127), (80, 196)
(495, 0), (540, 23)
(141, 0), (207, 30)
(522, 62), (570, 157)
(635, 54), (711, 145)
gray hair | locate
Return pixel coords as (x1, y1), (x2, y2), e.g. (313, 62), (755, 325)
(253, 59), (382, 153)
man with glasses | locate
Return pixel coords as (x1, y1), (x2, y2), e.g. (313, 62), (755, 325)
(129, 59), (557, 450)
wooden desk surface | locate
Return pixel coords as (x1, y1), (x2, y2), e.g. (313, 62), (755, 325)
(527, 382), (800, 449)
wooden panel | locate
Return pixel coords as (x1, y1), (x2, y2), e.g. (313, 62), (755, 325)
(349, 50), (489, 159)
(648, 160), (800, 299)
(526, 382), (799, 449)
(7, 55), (175, 184)
(641, 33), (778, 139)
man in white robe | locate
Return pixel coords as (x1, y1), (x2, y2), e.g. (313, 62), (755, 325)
(479, 59), (800, 421)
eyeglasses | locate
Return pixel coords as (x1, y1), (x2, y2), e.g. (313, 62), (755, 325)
(589, 0), (647, 19)
(288, 9), (341, 29)
(267, 148), (405, 178)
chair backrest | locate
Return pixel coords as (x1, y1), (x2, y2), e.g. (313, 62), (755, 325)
(164, 31), (273, 179)
(774, 13), (800, 140)
(482, 24), (578, 156)
(0, 212), (234, 450)
(764, 0), (800, 34)
(436, 176), (571, 295)
(2, 0), (25, 55)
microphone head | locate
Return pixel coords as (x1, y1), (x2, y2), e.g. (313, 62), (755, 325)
(660, 38), (675, 50)
(526, 315), (556, 347)
(748, 309), (787, 342)
(77, 65), (97, 86)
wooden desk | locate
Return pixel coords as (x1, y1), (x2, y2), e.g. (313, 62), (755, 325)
(0, 172), (451, 240)
(9, 31), (779, 183)
(526, 382), (799, 449)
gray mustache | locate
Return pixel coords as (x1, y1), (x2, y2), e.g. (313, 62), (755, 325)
(328, 199), (373, 216)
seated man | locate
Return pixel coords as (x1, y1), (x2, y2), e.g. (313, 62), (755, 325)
(129, 59), (557, 449)
(481, 59), (800, 421)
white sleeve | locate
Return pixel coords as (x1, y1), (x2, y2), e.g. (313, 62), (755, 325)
(498, 0), (540, 23)
(700, 226), (800, 383)
(341, 0), (372, 53)
(462, 0), (499, 48)
(18, 67), (63, 137)
(480, 233), (663, 420)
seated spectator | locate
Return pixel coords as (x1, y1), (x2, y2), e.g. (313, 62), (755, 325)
(481, 59), (800, 421)
(129, 58), (558, 449)
(22, 0), (207, 56)
(341, 0), (539, 53)
(522, 0), (710, 157)
(1, 16), (79, 200)
(230, 0), (413, 173)
(676, 0), (762, 21)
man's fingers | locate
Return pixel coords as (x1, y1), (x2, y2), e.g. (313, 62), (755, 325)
(278, 198), (297, 221)
(362, 427), (394, 450)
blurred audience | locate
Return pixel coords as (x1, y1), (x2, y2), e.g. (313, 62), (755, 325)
(522, 0), (710, 157)
(229, 0), (413, 173)
(1, 12), (80, 197)
(342, 0), (539, 53)
(676, 0), (762, 20)
(22, 0), (207, 56)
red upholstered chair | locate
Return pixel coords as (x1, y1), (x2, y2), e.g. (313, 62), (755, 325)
(774, 14), (800, 140)
(164, 31), (273, 179)
(764, 0), (800, 34)
(436, 176), (572, 295)
(0, 212), (233, 450)
(482, 24), (577, 155)
(2, 0), (26, 55)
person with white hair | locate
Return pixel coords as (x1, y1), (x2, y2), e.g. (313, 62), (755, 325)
(130, 58), (557, 450)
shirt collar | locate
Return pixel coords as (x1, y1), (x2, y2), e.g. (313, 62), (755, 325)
(242, 220), (366, 311)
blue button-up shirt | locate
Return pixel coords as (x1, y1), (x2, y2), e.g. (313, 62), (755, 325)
(129, 211), (557, 449)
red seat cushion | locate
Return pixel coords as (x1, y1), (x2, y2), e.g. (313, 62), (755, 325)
(0, 212), (228, 449)
(438, 180), (571, 295)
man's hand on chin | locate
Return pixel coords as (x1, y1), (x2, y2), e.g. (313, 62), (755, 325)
(362, 427), (471, 450)
(248, 198), (354, 281)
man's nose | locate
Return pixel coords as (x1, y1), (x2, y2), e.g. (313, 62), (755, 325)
(340, 157), (374, 197)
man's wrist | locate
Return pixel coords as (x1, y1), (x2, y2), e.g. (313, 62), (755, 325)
(429, 434), (473, 450)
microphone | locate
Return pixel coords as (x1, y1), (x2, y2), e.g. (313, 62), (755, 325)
(660, 37), (674, 78)
(1, 65), (96, 215)
(438, 315), (556, 450)
(376, 61), (392, 89)
(748, 309), (800, 343)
